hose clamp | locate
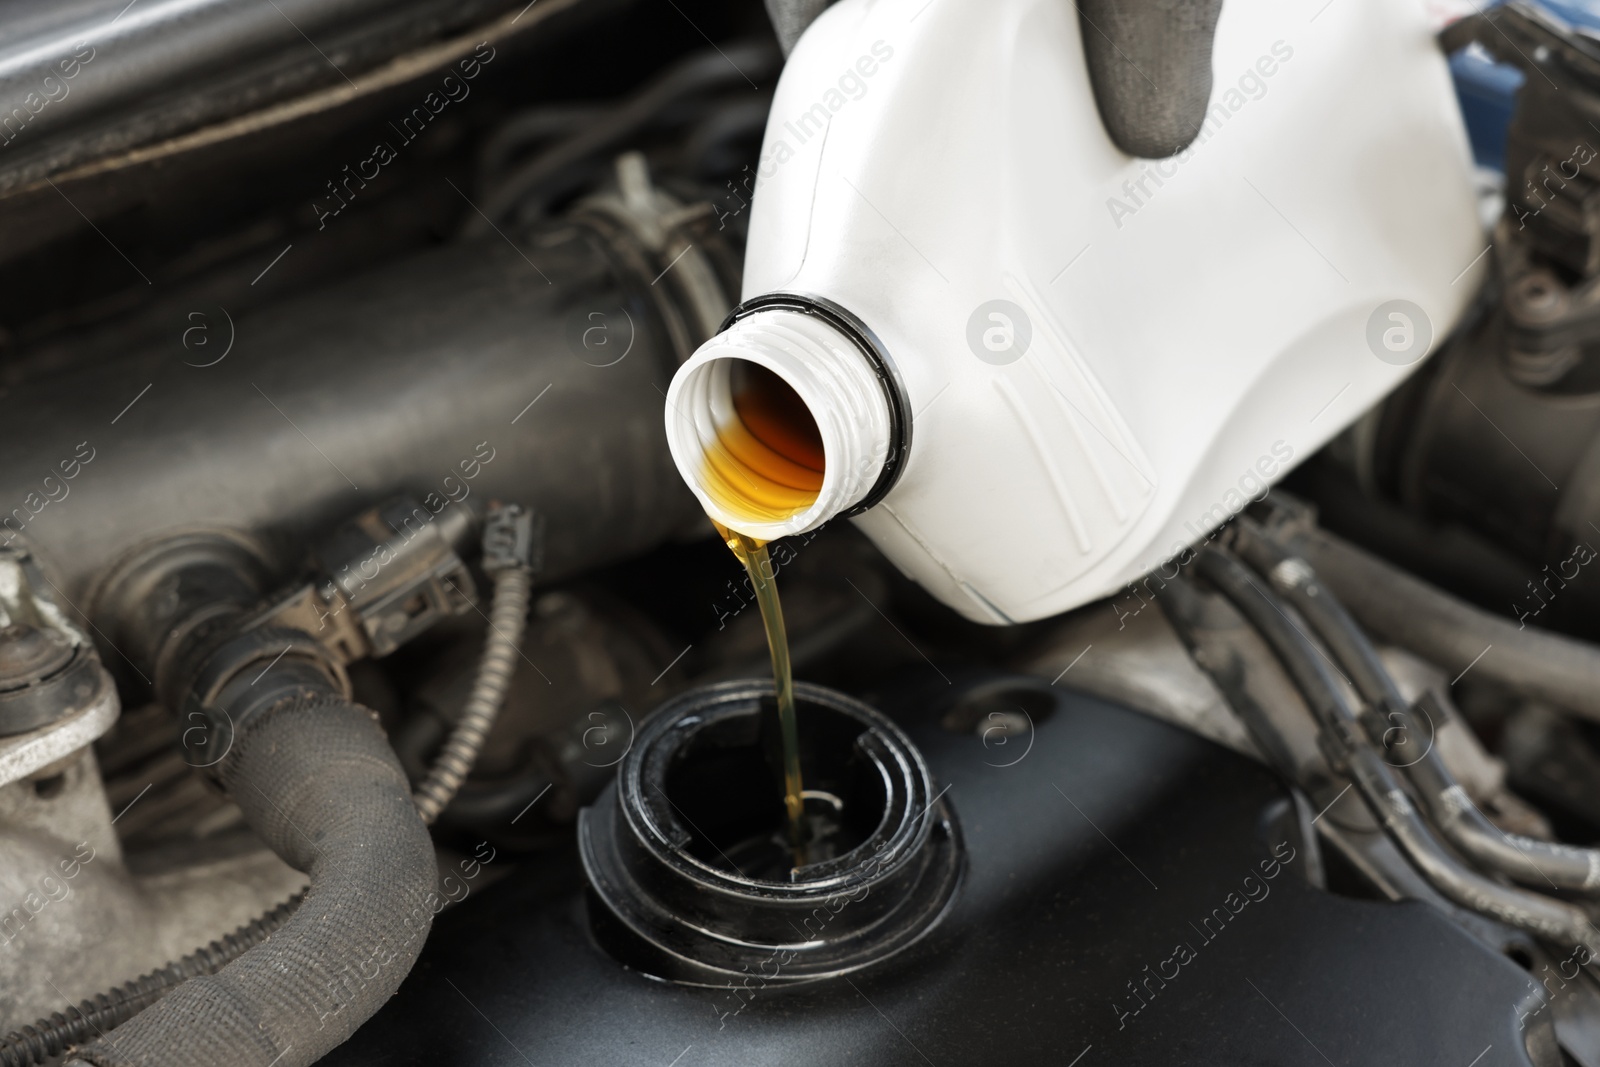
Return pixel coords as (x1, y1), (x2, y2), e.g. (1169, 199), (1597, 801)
(172, 627), (351, 782)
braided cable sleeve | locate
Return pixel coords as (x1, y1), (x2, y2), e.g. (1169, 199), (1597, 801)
(413, 563), (533, 825)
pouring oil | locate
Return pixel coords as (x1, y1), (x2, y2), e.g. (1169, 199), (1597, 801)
(713, 523), (807, 866)
(700, 362), (825, 869)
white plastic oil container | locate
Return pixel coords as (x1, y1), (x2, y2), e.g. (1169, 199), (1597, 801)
(665, 0), (1486, 623)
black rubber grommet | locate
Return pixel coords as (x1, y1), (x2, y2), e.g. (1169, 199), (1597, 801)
(721, 293), (912, 517)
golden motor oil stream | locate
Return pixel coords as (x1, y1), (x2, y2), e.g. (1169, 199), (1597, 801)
(702, 362), (824, 868)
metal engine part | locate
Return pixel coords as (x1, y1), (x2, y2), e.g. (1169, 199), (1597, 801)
(0, 545), (309, 1032)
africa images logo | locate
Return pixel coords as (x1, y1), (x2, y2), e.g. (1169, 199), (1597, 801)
(966, 300), (1032, 365)
(1365, 300), (1432, 366)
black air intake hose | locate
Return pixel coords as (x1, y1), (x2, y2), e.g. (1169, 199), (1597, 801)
(71, 670), (436, 1067)
(1289, 525), (1600, 723)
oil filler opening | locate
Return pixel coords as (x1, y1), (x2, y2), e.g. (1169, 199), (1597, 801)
(662, 694), (888, 880)
(578, 679), (962, 985)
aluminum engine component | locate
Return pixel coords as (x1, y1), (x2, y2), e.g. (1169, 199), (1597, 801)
(0, 547), (118, 787)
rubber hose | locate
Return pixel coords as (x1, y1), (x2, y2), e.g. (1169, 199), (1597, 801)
(466, 41), (780, 233)
(8, 542), (533, 1062)
(414, 565), (533, 825)
(1236, 521), (1600, 893)
(1157, 571), (1307, 786)
(0, 896), (302, 1067)
(478, 103), (607, 180)
(68, 695), (437, 1067)
(1195, 546), (1600, 957)
(9, 591), (525, 1064)
(1289, 525), (1600, 723)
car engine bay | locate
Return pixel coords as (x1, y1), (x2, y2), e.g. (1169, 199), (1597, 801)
(5, 1), (1600, 1064)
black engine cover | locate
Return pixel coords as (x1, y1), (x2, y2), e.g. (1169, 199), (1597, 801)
(329, 675), (1540, 1066)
